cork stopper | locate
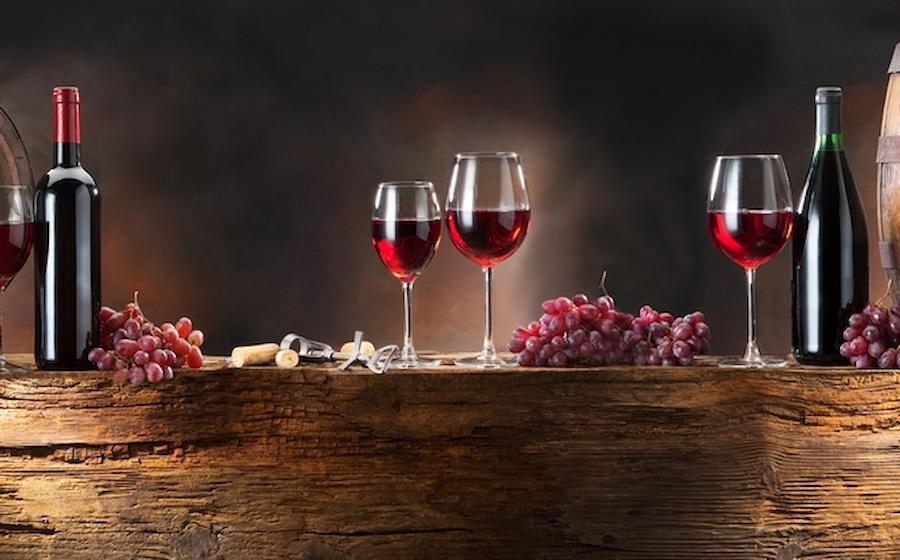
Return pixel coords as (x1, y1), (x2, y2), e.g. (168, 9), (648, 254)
(890, 43), (900, 74)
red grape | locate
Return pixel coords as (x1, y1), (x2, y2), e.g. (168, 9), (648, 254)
(517, 351), (535, 366)
(550, 352), (568, 367)
(171, 338), (191, 357)
(97, 353), (117, 371)
(879, 349), (898, 368)
(863, 325), (882, 343)
(145, 362), (164, 383)
(175, 317), (193, 338)
(99, 306), (116, 323)
(112, 328), (128, 346)
(106, 312), (126, 332)
(595, 295), (615, 312)
(129, 366), (146, 385)
(151, 349), (169, 366)
(88, 347), (107, 363)
(187, 329), (204, 347)
(163, 329), (179, 345)
(133, 350), (150, 366)
(115, 339), (140, 359)
(123, 319), (142, 340)
(138, 335), (157, 353)
(186, 345), (204, 368)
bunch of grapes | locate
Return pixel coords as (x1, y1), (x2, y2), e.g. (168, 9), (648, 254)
(88, 294), (205, 385)
(840, 303), (900, 368)
(508, 292), (710, 367)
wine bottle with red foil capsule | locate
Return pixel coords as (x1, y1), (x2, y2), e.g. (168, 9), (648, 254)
(34, 86), (101, 370)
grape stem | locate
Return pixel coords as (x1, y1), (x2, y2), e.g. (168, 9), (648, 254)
(875, 279), (893, 308)
(598, 271), (609, 296)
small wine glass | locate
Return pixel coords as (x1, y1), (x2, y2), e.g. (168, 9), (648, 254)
(0, 185), (34, 373)
(446, 152), (531, 368)
(707, 155), (794, 367)
(372, 181), (442, 368)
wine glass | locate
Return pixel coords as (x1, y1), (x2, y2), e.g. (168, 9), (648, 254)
(372, 181), (442, 368)
(0, 185), (34, 372)
(446, 152), (531, 368)
(707, 155), (793, 367)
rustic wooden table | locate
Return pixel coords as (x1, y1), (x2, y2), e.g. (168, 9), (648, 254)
(0, 353), (898, 559)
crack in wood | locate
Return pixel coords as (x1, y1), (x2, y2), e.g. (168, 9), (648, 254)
(0, 522), (56, 535)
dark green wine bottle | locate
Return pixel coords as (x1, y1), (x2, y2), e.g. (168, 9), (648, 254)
(792, 86), (869, 365)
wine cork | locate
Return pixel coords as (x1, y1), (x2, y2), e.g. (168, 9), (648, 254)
(231, 343), (280, 367)
(275, 349), (299, 369)
(340, 340), (376, 357)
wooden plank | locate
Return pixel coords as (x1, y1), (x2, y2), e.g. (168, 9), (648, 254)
(1, 355), (900, 558)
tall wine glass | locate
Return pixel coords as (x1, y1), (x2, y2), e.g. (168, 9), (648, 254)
(372, 181), (442, 368)
(446, 152), (531, 368)
(707, 155), (793, 367)
(0, 185), (34, 372)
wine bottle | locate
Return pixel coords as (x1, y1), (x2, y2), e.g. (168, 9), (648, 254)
(34, 86), (101, 370)
(792, 86), (869, 365)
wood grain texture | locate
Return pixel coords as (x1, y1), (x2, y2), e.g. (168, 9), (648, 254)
(2, 354), (900, 559)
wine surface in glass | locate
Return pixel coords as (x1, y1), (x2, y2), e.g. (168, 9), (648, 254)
(446, 209), (530, 268)
(372, 218), (441, 283)
(707, 210), (793, 269)
(0, 222), (33, 288)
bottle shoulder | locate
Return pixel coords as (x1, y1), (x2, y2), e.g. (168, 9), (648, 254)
(796, 150), (862, 211)
(36, 165), (98, 193)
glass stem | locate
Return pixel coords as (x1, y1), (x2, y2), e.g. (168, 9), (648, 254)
(0, 289), (7, 367)
(482, 267), (497, 360)
(401, 280), (416, 361)
(0, 289), (6, 365)
(743, 267), (761, 364)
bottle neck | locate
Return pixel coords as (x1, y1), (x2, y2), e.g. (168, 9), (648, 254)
(815, 103), (843, 151)
(53, 143), (81, 167)
(53, 100), (81, 167)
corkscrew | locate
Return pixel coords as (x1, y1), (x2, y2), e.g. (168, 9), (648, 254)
(279, 331), (398, 374)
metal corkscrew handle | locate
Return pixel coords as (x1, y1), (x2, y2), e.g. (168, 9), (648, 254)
(279, 334), (335, 362)
(279, 331), (398, 373)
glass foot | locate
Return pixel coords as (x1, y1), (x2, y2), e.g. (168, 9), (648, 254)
(392, 356), (442, 369)
(454, 352), (513, 369)
(0, 357), (27, 374)
(717, 356), (787, 369)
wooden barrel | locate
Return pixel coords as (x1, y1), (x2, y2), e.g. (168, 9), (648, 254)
(878, 43), (900, 299)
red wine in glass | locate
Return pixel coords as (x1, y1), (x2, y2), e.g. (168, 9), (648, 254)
(0, 222), (33, 289)
(446, 209), (531, 268)
(371, 218), (441, 283)
(707, 210), (793, 269)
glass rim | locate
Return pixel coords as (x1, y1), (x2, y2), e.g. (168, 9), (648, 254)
(715, 154), (783, 161)
(377, 180), (435, 189)
(454, 151), (519, 159)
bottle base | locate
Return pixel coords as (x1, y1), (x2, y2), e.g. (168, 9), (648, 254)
(792, 352), (848, 366)
(36, 359), (96, 371)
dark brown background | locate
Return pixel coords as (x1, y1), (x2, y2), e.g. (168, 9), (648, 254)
(0, 0), (898, 358)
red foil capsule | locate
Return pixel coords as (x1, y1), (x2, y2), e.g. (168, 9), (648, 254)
(52, 85), (81, 144)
